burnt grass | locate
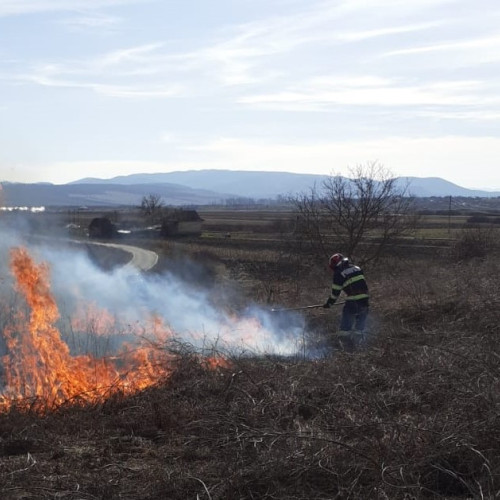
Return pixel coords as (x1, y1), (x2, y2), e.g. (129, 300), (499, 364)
(1, 246), (500, 498)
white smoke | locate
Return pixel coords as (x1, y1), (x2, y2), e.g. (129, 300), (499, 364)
(0, 230), (307, 358)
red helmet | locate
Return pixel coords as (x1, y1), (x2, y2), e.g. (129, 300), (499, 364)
(328, 253), (344, 270)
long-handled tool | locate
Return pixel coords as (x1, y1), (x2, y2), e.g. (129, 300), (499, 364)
(271, 302), (344, 312)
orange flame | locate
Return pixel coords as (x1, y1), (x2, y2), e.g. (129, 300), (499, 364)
(0, 247), (177, 412)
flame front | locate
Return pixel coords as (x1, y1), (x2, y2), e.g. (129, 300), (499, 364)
(0, 247), (174, 412)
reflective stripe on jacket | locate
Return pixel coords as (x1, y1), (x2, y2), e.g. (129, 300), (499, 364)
(330, 261), (369, 302)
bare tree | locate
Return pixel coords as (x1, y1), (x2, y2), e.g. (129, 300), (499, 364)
(140, 193), (164, 221)
(290, 161), (418, 265)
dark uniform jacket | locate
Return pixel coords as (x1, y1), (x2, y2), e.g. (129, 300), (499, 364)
(329, 258), (369, 305)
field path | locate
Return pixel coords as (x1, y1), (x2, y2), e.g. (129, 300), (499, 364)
(86, 241), (159, 272)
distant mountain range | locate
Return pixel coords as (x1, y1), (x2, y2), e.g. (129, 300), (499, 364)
(1, 170), (499, 207)
(0, 180), (233, 207)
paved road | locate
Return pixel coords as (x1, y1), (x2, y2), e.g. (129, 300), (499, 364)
(88, 241), (159, 272)
(29, 235), (159, 273)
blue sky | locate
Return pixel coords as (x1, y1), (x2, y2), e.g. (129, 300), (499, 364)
(1, 0), (499, 189)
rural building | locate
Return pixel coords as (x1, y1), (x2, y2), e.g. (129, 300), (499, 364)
(88, 217), (116, 239)
(160, 209), (203, 237)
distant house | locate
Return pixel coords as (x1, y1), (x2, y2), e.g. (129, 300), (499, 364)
(160, 209), (203, 237)
(88, 217), (116, 239)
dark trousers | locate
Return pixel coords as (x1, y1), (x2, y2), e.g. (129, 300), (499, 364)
(339, 300), (369, 333)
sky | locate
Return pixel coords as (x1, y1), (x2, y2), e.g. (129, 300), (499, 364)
(0, 0), (499, 190)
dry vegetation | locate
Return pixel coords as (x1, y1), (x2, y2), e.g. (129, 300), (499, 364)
(1, 208), (500, 499)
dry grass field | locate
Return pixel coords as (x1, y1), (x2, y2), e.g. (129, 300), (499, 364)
(1, 204), (500, 499)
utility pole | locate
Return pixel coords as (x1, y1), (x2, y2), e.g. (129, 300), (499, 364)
(448, 195), (452, 234)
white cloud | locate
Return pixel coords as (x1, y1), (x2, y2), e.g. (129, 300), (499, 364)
(417, 110), (500, 121)
(14, 0), (451, 96)
(10, 0), (495, 102)
(336, 21), (442, 42)
(59, 13), (122, 32)
(15, 43), (187, 98)
(383, 34), (500, 58)
(380, 34), (500, 70)
(96, 43), (166, 67)
(192, 3), (446, 86)
(0, 0), (152, 17)
(239, 77), (495, 109)
(27, 71), (182, 98)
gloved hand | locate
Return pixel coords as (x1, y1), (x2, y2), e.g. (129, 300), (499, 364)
(323, 297), (335, 308)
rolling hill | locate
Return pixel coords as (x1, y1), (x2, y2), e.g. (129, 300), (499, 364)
(1, 170), (498, 207)
(72, 170), (500, 199)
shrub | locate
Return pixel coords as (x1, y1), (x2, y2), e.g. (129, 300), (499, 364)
(452, 226), (496, 261)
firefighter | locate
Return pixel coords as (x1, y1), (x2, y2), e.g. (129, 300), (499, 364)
(323, 253), (369, 350)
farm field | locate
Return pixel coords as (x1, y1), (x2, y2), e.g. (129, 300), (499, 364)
(0, 203), (499, 499)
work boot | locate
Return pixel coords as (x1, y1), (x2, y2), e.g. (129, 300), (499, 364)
(352, 330), (365, 349)
(336, 331), (354, 353)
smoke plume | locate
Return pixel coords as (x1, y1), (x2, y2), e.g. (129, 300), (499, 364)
(0, 230), (306, 359)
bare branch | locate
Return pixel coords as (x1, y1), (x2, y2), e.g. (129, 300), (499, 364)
(289, 161), (419, 264)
